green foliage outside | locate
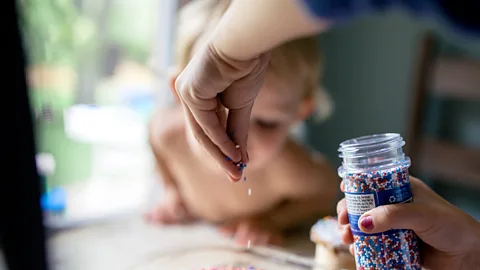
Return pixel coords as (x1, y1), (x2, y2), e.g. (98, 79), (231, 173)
(18, 0), (160, 188)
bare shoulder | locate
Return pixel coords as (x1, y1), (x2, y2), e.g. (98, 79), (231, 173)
(148, 106), (186, 152)
(274, 139), (333, 176)
(270, 139), (338, 197)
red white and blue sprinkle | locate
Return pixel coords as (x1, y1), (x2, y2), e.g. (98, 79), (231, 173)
(226, 133), (247, 172)
(344, 164), (421, 270)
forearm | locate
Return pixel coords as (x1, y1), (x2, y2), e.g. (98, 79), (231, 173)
(210, 0), (329, 61)
(264, 197), (336, 232)
(153, 156), (177, 190)
(210, 0), (479, 62)
(148, 121), (177, 190)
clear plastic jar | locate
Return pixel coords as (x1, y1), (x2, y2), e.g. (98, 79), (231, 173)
(338, 133), (421, 270)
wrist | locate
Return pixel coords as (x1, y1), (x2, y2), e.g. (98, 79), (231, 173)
(209, 0), (327, 61)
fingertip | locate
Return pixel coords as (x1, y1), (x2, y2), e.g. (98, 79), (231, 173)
(228, 175), (240, 182)
(230, 150), (242, 163)
(358, 215), (374, 232)
(219, 227), (235, 236)
(349, 244), (354, 255)
(227, 169), (242, 182)
(221, 160), (242, 182)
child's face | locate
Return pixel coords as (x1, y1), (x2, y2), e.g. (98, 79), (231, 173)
(181, 69), (312, 171)
(247, 70), (312, 169)
(176, 42), (313, 171)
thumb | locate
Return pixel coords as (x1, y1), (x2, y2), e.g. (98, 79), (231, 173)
(359, 203), (434, 234)
(226, 103), (253, 165)
(358, 203), (456, 250)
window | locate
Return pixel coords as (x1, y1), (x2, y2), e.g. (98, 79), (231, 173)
(20, 0), (177, 228)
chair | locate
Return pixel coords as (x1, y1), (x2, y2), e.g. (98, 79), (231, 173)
(406, 32), (480, 189)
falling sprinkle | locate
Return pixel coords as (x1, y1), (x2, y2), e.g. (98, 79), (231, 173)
(236, 144), (240, 149)
(247, 240), (251, 249)
(244, 177), (246, 182)
(248, 188), (251, 196)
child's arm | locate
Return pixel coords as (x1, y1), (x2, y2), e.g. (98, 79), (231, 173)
(221, 151), (338, 246)
(148, 111), (179, 191)
(264, 152), (339, 231)
(146, 110), (194, 223)
(263, 195), (335, 232)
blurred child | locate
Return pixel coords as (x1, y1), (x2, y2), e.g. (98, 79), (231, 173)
(146, 0), (338, 246)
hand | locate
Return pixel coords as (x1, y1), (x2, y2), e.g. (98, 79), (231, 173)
(175, 43), (270, 182)
(218, 217), (283, 247)
(336, 176), (480, 270)
(145, 187), (195, 224)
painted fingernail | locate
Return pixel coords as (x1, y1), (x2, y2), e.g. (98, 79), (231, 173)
(359, 216), (374, 231)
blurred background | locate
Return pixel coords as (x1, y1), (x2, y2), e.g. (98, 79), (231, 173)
(19, 0), (169, 226)
(14, 0), (480, 269)
(305, 11), (480, 220)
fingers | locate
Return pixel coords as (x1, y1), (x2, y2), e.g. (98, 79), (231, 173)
(341, 224), (354, 244)
(232, 222), (282, 247)
(145, 206), (177, 224)
(215, 99), (227, 130)
(235, 222), (255, 245)
(358, 203), (435, 235)
(183, 107), (243, 181)
(218, 224), (237, 236)
(226, 103), (254, 164)
(336, 198), (354, 245)
(235, 229), (282, 247)
(336, 198), (349, 225)
(356, 202), (476, 253)
(194, 108), (241, 162)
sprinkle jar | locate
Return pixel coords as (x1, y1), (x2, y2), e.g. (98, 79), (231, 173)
(338, 133), (421, 270)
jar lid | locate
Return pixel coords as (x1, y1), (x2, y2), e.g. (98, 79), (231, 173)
(338, 133), (404, 158)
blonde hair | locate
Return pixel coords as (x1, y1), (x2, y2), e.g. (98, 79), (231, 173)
(175, 0), (333, 121)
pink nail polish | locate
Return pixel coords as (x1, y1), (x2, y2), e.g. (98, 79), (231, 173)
(360, 216), (374, 231)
